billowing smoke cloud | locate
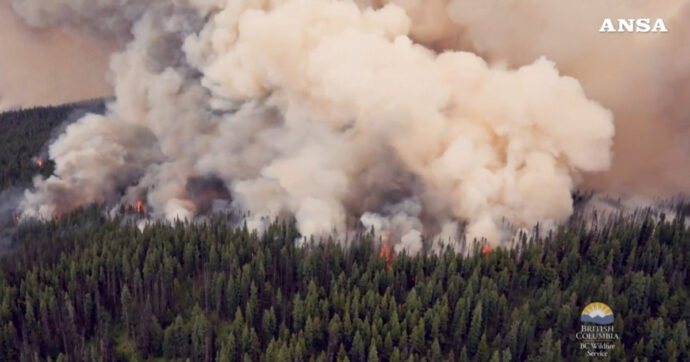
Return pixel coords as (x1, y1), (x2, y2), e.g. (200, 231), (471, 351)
(381, 0), (690, 196)
(0, 1), (112, 110)
(19, 0), (678, 251)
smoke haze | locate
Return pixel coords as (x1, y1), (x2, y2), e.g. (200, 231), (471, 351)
(0, 1), (113, 110)
(6, 0), (689, 250)
(385, 0), (690, 195)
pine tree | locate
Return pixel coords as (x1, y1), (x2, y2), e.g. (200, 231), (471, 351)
(468, 302), (483, 355)
(431, 338), (442, 362)
(537, 329), (559, 362)
(163, 324), (175, 358)
(411, 318), (426, 354)
(328, 314), (343, 359)
(383, 332), (394, 359)
(390, 347), (401, 362)
(263, 307), (277, 345)
(476, 333), (489, 361)
(368, 343), (380, 362)
(120, 285), (134, 337)
(337, 343), (349, 362)
(501, 347), (512, 362)
(150, 316), (163, 356)
(352, 331), (365, 362)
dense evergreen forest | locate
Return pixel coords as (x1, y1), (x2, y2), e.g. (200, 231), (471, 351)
(0, 105), (688, 361)
(0, 207), (688, 361)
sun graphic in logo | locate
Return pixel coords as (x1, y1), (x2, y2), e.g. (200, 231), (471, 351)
(581, 302), (614, 325)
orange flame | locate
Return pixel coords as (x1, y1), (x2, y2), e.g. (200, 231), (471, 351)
(379, 232), (395, 270)
(482, 244), (492, 255)
(136, 200), (144, 214)
(14, 214), (20, 223)
(36, 157), (43, 169)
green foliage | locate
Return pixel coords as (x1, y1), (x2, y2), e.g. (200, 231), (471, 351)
(0, 206), (687, 361)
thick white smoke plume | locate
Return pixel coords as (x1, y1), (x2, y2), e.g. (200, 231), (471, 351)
(14, 0), (656, 250)
(384, 0), (690, 196)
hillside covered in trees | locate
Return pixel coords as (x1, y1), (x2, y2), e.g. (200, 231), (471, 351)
(0, 207), (688, 362)
(0, 105), (688, 361)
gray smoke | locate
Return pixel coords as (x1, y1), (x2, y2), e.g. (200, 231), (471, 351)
(381, 0), (690, 196)
(20, 0), (682, 251)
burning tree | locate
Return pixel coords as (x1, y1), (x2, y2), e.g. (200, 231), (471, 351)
(379, 231), (395, 270)
(482, 244), (492, 255)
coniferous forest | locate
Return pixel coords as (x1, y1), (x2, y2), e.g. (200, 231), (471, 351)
(0, 106), (689, 362)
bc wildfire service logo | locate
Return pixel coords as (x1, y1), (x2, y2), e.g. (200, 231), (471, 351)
(580, 302), (614, 325)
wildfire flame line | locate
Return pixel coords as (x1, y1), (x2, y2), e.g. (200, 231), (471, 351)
(482, 244), (492, 255)
(379, 231), (395, 270)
